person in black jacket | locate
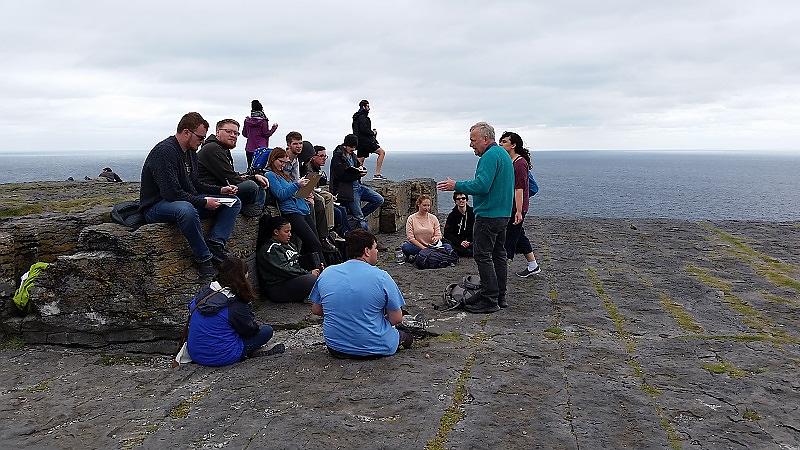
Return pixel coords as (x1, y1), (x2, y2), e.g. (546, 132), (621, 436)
(139, 112), (241, 278)
(197, 118), (269, 217)
(443, 191), (475, 257)
(352, 99), (387, 179)
(329, 134), (384, 234)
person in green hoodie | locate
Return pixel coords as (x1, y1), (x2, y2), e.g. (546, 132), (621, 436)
(256, 216), (320, 302)
(437, 122), (514, 313)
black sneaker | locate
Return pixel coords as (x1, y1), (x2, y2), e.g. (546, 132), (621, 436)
(516, 266), (542, 278)
(206, 240), (229, 263)
(197, 259), (217, 278)
(463, 303), (500, 314)
(251, 343), (286, 358)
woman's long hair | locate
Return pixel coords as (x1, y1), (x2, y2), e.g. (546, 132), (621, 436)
(500, 131), (532, 169)
(216, 256), (257, 303)
(267, 147), (292, 181)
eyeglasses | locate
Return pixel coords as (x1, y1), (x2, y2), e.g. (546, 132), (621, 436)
(189, 130), (207, 141)
(219, 128), (240, 137)
(455, 197), (467, 201)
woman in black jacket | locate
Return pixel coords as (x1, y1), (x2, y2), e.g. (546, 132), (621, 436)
(443, 191), (475, 257)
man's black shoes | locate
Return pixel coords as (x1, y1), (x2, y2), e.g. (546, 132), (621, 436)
(206, 239), (229, 263)
(196, 258), (217, 279)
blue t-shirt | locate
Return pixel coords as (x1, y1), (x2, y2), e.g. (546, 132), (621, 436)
(310, 259), (405, 356)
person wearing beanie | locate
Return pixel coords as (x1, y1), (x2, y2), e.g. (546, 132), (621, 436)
(329, 134), (385, 242)
(242, 99), (278, 169)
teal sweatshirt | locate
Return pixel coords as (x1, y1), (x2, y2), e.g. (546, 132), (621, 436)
(454, 144), (514, 218)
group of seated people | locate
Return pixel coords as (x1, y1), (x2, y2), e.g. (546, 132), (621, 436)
(399, 191), (476, 261)
(139, 112), (386, 280)
(185, 229), (413, 366)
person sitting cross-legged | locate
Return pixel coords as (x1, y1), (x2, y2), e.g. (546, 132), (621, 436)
(401, 194), (453, 259)
(443, 191), (475, 257)
(186, 256), (277, 367)
(310, 229), (413, 359)
(256, 216), (320, 303)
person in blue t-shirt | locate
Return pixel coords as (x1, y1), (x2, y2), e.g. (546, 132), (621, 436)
(310, 229), (414, 358)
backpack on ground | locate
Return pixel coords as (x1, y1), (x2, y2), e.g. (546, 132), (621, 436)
(249, 147), (271, 174)
(439, 275), (481, 311)
(111, 200), (146, 229)
(528, 170), (539, 197)
(414, 246), (458, 269)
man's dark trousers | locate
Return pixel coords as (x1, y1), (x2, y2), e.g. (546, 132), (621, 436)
(469, 216), (509, 310)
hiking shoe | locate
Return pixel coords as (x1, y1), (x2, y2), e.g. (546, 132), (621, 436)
(252, 343), (286, 358)
(206, 240), (229, 263)
(516, 266), (542, 278)
(463, 303), (500, 314)
(197, 259), (217, 279)
(373, 173), (386, 180)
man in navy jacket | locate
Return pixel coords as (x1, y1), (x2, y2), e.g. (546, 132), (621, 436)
(139, 112), (241, 278)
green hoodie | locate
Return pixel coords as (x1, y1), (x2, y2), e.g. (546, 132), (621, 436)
(454, 144), (514, 218)
(257, 239), (309, 286)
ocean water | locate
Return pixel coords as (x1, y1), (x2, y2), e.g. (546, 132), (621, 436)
(1, 150), (798, 221)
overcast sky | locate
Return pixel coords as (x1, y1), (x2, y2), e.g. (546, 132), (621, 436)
(2, 0), (799, 153)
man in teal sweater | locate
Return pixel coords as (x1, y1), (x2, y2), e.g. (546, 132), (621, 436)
(438, 122), (514, 312)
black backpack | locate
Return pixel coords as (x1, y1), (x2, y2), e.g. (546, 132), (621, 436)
(414, 246), (458, 269)
(111, 200), (146, 229)
(438, 275), (481, 311)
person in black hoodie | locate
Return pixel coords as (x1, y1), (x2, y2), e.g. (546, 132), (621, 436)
(352, 99), (387, 179)
(197, 118), (269, 217)
(443, 191), (475, 257)
(329, 134), (385, 235)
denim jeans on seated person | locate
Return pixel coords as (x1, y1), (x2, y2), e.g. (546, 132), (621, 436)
(344, 184), (384, 231)
(333, 204), (351, 236)
(236, 179), (266, 208)
(471, 216), (509, 307)
(144, 198), (241, 262)
(401, 241), (453, 257)
(241, 324), (274, 358)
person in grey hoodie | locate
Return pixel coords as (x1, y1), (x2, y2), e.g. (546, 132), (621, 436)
(242, 99), (278, 169)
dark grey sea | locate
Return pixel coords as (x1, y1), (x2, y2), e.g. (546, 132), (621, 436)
(1, 150), (798, 221)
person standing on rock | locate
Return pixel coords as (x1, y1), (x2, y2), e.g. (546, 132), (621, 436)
(437, 121), (514, 312)
(310, 229), (413, 358)
(352, 99), (387, 179)
(139, 112), (241, 278)
(242, 99), (278, 170)
(499, 131), (541, 278)
(198, 118), (269, 217)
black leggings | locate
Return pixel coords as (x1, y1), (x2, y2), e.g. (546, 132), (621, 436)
(265, 273), (317, 303)
(285, 213), (322, 255)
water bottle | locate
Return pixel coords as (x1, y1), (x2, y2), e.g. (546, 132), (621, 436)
(395, 248), (405, 265)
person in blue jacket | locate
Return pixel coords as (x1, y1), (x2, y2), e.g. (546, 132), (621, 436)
(187, 256), (275, 366)
(263, 147), (323, 258)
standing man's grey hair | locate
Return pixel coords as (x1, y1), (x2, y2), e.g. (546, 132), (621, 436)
(470, 122), (495, 142)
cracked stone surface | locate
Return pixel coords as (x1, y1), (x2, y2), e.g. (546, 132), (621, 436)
(1, 217), (799, 448)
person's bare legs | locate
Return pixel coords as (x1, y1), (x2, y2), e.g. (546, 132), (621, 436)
(374, 147), (385, 176)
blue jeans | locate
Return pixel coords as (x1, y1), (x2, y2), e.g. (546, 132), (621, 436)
(237, 179), (266, 208)
(241, 324), (274, 357)
(402, 242), (454, 256)
(344, 184), (384, 230)
(144, 198), (241, 261)
(333, 204), (351, 236)
(472, 216), (509, 307)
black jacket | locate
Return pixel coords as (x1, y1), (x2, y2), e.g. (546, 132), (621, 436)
(444, 205), (475, 245)
(197, 135), (247, 185)
(139, 136), (221, 213)
(329, 145), (364, 201)
(352, 108), (378, 146)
